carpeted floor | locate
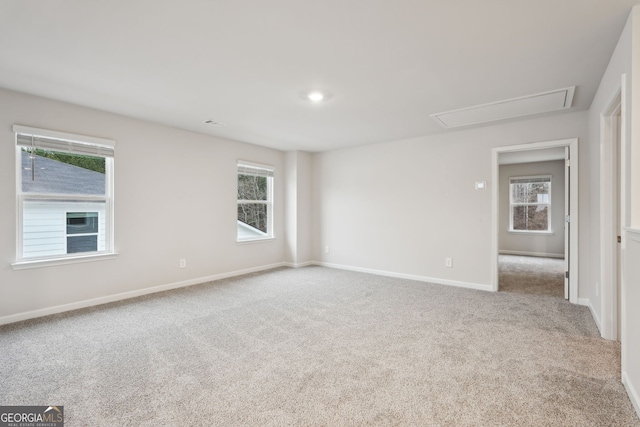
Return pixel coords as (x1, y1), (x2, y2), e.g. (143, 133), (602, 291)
(499, 254), (565, 298)
(1, 266), (638, 426)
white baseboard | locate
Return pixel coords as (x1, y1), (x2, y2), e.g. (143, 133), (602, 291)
(282, 261), (314, 268)
(313, 261), (492, 292)
(577, 298), (602, 333)
(499, 250), (565, 259)
(0, 262), (287, 326)
(623, 372), (640, 419)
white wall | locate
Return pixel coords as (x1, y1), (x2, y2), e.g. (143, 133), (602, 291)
(284, 150), (312, 266)
(586, 5), (639, 415)
(624, 231), (640, 415)
(295, 151), (313, 264)
(627, 8), (640, 415)
(0, 88), (286, 322)
(311, 111), (589, 291)
(284, 151), (298, 263)
(499, 160), (565, 257)
(586, 1), (634, 329)
(587, 2), (632, 332)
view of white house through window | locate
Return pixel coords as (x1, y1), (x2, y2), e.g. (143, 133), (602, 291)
(237, 162), (273, 241)
(14, 125), (115, 262)
(67, 212), (99, 253)
(509, 176), (551, 232)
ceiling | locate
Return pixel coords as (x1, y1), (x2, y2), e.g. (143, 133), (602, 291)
(0, 1), (637, 152)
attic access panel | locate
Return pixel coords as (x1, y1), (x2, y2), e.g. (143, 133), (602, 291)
(431, 87), (575, 128)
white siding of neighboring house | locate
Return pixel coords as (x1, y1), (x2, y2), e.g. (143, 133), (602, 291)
(23, 200), (106, 258)
(237, 220), (268, 241)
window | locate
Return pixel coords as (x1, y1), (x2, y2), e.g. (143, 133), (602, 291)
(67, 212), (99, 253)
(237, 161), (274, 242)
(14, 125), (115, 265)
(509, 175), (551, 232)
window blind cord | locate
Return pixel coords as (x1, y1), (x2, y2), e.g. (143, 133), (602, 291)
(31, 134), (35, 182)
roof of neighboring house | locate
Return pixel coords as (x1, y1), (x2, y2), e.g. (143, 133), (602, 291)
(21, 151), (105, 195)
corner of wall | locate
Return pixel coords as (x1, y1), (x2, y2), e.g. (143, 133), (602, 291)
(622, 373), (640, 421)
(578, 298), (601, 332)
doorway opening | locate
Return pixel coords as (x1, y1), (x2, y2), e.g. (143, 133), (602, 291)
(491, 139), (579, 304)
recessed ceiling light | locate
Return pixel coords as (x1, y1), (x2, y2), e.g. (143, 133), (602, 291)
(204, 119), (226, 127)
(300, 90), (333, 103)
(307, 91), (325, 102)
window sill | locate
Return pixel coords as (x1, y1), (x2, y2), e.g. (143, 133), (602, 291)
(11, 252), (118, 270)
(508, 230), (554, 236)
(236, 237), (275, 245)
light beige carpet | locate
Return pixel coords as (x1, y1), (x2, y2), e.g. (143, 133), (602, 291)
(499, 254), (565, 298)
(1, 266), (638, 426)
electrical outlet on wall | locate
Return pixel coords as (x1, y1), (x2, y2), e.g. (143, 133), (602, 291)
(324, 246), (330, 254)
(445, 258), (453, 268)
(179, 259), (186, 268)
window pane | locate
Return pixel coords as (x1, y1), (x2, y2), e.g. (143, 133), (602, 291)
(67, 235), (98, 253)
(21, 149), (106, 195)
(513, 205), (549, 231)
(67, 212), (99, 234)
(23, 200), (106, 259)
(238, 203), (267, 233)
(511, 182), (550, 204)
(238, 174), (267, 201)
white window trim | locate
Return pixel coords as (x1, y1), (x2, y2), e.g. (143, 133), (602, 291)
(237, 160), (274, 243)
(509, 175), (552, 233)
(13, 125), (115, 150)
(236, 236), (275, 245)
(12, 253), (118, 270)
(12, 125), (116, 269)
(507, 230), (555, 236)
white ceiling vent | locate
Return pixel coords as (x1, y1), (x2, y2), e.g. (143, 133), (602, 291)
(431, 86), (575, 128)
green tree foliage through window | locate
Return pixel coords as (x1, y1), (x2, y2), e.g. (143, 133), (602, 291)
(512, 205), (549, 231)
(23, 148), (105, 174)
(510, 177), (551, 231)
(237, 174), (268, 232)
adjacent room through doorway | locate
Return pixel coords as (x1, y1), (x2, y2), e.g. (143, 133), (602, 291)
(493, 140), (576, 300)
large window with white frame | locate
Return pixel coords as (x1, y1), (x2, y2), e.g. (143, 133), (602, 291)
(237, 161), (274, 242)
(509, 175), (551, 232)
(14, 125), (115, 265)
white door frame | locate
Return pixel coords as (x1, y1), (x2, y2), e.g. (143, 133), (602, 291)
(491, 138), (579, 303)
(600, 74), (627, 341)
(564, 146), (571, 300)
